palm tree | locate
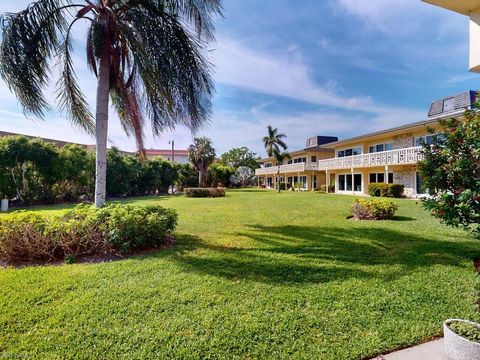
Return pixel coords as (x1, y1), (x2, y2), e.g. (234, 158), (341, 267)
(273, 149), (290, 193)
(188, 137), (215, 187)
(262, 125), (287, 157)
(0, 0), (221, 207)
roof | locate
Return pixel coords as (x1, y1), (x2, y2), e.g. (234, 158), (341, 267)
(319, 110), (465, 148)
(145, 149), (189, 156)
(422, 0), (480, 15)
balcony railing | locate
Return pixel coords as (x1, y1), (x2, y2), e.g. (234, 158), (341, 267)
(255, 162), (319, 176)
(317, 146), (423, 171)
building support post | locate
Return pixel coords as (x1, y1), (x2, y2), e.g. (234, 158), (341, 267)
(325, 170), (329, 193)
(351, 168), (355, 196)
(385, 165), (389, 185)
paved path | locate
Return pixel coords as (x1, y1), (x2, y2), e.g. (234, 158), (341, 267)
(371, 338), (447, 360)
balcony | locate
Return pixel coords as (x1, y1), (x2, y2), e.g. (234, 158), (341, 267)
(317, 146), (423, 171)
(255, 162), (319, 176)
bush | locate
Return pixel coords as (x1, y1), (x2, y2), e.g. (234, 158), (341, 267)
(0, 204), (177, 263)
(319, 184), (335, 193)
(184, 187), (225, 198)
(368, 183), (404, 198)
(351, 199), (398, 220)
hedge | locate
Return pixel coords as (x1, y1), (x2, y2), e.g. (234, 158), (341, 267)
(319, 184), (335, 193)
(0, 204), (177, 264)
(351, 199), (398, 220)
(368, 183), (404, 198)
(184, 187), (226, 198)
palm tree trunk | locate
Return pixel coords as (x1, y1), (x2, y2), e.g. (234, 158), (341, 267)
(94, 52), (110, 208)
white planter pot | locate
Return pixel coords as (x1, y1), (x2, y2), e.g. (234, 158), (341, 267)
(444, 319), (480, 360)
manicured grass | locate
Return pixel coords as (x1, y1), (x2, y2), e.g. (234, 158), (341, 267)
(1, 190), (479, 359)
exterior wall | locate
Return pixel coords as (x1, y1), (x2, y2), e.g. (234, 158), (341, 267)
(146, 154), (190, 164)
(393, 166), (416, 198)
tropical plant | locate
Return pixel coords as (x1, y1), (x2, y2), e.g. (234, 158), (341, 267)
(208, 162), (235, 187)
(219, 147), (260, 170)
(272, 149), (290, 193)
(188, 137), (216, 187)
(418, 107), (480, 237)
(262, 125), (287, 157)
(230, 166), (256, 187)
(0, 0), (221, 207)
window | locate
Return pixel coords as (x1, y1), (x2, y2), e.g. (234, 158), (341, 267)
(369, 143), (393, 153)
(287, 160), (292, 164)
(312, 175), (317, 189)
(369, 172), (393, 184)
(338, 174), (362, 192)
(311, 156), (317, 163)
(415, 134), (445, 147)
(416, 172), (428, 194)
(265, 163), (272, 168)
(338, 147), (361, 158)
(293, 157), (307, 164)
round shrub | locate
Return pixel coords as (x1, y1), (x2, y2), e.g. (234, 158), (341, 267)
(0, 204), (177, 264)
(351, 199), (398, 220)
(184, 187), (225, 198)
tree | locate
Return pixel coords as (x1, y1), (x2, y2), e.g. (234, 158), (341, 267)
(272, 149), (290, 193)
(220, 147), (260, 170)
(0, 0), (221, 207)
(208, 162), (235, 187)
(262, 125), (287, 157)
(176, 163), (199, 190)
(418, 108), (480, 237)
(188, 137), (216, 187)
(0, 137), (63, 204)
(230, 166), (255, 187)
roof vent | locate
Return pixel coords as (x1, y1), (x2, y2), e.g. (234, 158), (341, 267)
(428, 90), (477, 118)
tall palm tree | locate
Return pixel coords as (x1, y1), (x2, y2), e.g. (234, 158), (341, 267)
(273, 149), (290, 193)
(0, 0), (221, 207)
(188, 137), (215, 187)
(262, 125), (287, 157)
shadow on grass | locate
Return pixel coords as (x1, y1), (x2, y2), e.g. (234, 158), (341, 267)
(154, 225), (480, 285)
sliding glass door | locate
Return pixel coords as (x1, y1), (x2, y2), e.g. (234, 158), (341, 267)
(337, 173), (362, 193)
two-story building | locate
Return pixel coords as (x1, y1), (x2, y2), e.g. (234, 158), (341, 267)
(256, 136), (337, 190)
(256, 91), (477, 197)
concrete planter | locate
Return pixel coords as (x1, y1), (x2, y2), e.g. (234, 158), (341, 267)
(444, 319), (480, 360)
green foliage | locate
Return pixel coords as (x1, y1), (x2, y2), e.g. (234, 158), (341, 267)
(448, 321), (480, 343)
(368, 183), (404, 198)
(176, 163), (199, 190)
(219, 147), (260, 170)
(0, 204), (177, 263)
(263, 125), (287, 157)
(418, 108), (480, 237)
(319, 184), (335, 193)
(0, 136), (63, 204)
(188, 137), (216, 187)
(352, 198), (398, 220)
(208, 162), (235, 187)
(184, 187), (225, 198)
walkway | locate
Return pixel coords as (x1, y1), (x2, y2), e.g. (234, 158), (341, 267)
(371, 339), (447, 360)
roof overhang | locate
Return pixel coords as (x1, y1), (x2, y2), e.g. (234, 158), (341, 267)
(423, 0), (480, 15)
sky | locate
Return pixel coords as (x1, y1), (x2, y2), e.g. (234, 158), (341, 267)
(0, 0), (478, 157)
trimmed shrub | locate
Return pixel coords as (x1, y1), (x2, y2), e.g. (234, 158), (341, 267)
(368, 183), (404, 198)
(351, 199), (398, 220)
(319, 184), (335, 193)
(0, 204), (177, 263)
(184, 187), (225, 198)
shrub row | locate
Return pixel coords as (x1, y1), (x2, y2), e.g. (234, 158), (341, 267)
(351, 199), (398, 220)
(0, 204), (177, 263)
(0, 136), (199, 206)
(184, 187), (225, 198)
(368, 183), (404, 198)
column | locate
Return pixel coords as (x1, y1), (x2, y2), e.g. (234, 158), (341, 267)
(385, 165), (389, 184)
(325, 170), (329, 193)
(351, 168), (354, 196)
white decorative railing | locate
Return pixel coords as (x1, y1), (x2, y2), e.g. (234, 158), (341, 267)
(255, 162), (316, 176)
(317, 146), (424, 171)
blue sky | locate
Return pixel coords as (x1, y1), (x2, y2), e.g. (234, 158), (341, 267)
(0, 0), (478, 156)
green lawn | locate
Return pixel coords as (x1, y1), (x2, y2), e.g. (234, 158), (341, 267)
(1, 190), (479, 359)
